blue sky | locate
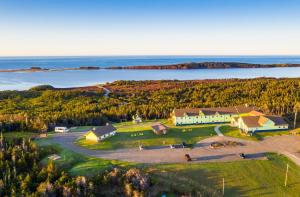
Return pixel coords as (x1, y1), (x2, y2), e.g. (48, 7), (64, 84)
(0, 0), (300, 56)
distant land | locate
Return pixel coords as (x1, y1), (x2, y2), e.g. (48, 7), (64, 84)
(107, 62), (300, 69)
(1, 62), (300, 73)
(0, 66), (100, 73)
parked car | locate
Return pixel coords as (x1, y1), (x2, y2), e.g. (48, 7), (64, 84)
(239, 153), (246, 159)
(185, 154), (192, 162)
(170, 144), (176, 149)
(139, 145), (144, 151)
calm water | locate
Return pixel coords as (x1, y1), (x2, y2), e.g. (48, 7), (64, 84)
(0, 56), (300, 90)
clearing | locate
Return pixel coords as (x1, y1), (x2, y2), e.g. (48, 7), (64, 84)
(75, 120), (217, 150)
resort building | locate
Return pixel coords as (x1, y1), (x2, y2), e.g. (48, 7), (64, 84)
(85, 124), (117, 142)
(151, 123), (168, 135)
(233, 115), (288, 134)
(171, 105), (288, 133)
(171, 105), (259, 126)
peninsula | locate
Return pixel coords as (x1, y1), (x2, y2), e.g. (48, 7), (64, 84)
(107, 62), (300, 69)
(1, 62), (300, 73)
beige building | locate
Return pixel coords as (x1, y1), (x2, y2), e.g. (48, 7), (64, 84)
(85, 124), (117, 142)
(232, 115), (288, 134)
(171, 105), (259, 126)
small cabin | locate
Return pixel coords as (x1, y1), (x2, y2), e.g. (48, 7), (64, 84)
(151, 123), (168, 135)
(85, 124), (117, 142)
(55, 127), (69, 133)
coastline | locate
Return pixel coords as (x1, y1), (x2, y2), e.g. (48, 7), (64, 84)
(1, 62), (300, 73)
(0, 66), (100, 73)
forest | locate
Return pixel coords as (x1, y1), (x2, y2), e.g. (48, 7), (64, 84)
(0, 78), (299, 132)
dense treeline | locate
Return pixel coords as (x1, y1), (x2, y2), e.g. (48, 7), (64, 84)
(0, 78), (299, 132)
(107, 62), (300, 69)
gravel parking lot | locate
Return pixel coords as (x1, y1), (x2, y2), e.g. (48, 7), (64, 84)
(51, 130), (300, 165)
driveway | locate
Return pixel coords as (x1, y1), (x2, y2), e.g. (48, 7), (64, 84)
(50, 132), (300, 165)
(214, 125), (224, 136)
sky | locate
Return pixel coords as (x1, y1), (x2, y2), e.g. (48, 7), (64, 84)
(0, 0), (300, 56)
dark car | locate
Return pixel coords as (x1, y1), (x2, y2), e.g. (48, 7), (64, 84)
(239, 153), (246, 159)
(185, 154), (192, 162)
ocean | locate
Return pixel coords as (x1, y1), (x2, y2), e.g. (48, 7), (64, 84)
(0, 56), (300, 90)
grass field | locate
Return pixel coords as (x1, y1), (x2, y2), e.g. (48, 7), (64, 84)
(36, 139), (135, 177)
(151, 153), (300, 196)
(220, 125), (291, 141)
(75, 120), (217, 150)
(69, 126), (93, 132)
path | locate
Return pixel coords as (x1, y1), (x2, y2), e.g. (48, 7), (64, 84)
(96, 85), (111, 97)
(214, 125), (224, 136)
(51, 132), (300, 165)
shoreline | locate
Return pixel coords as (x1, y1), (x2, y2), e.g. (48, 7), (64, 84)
(1, 77), (300, 91)
(1, 62), (300, 73)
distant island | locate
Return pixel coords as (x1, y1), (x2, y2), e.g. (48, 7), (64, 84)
(1, 62), (300, 73)
(0, 66), (100, 73)
(107, 62), (300, 69)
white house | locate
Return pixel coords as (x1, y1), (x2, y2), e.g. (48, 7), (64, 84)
(55, 127), (69, 133)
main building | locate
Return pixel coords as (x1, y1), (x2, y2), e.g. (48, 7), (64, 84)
(171, 105), (288, 134)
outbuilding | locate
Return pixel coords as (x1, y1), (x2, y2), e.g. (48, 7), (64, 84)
(151, 123), (168, 135)
(85, 124), (117, 142)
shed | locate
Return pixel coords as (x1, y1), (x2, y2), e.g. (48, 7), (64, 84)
(151, 123), (168, 135)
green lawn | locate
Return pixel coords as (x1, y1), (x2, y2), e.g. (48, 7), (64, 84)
(255, 130), (291, 140)
(220, 125), (258, 141)
(37, 142), (135, 177)
(69, 126), (93, 132)
(76, 120), (216, 150)
(220, 125), (291, 141)
(150, 153), (300, 196)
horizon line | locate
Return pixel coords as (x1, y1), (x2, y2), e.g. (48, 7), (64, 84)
(1, 54), (300, 58)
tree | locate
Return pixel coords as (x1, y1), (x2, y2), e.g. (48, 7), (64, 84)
(294, 102), (300, 129)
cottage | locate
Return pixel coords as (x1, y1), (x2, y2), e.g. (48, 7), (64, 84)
(171, 105), (260, 126)
(55, 127), (69, 133)
(85, 124), (117, 142)
(237, 115), (288, 134)
(151, 123), (168, 135)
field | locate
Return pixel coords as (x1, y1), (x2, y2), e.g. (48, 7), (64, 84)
(220, 125), (291, 141)
(152, 153), (300, 196)
(36, 138), (134, 177)
(75, 120), (217, 150)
